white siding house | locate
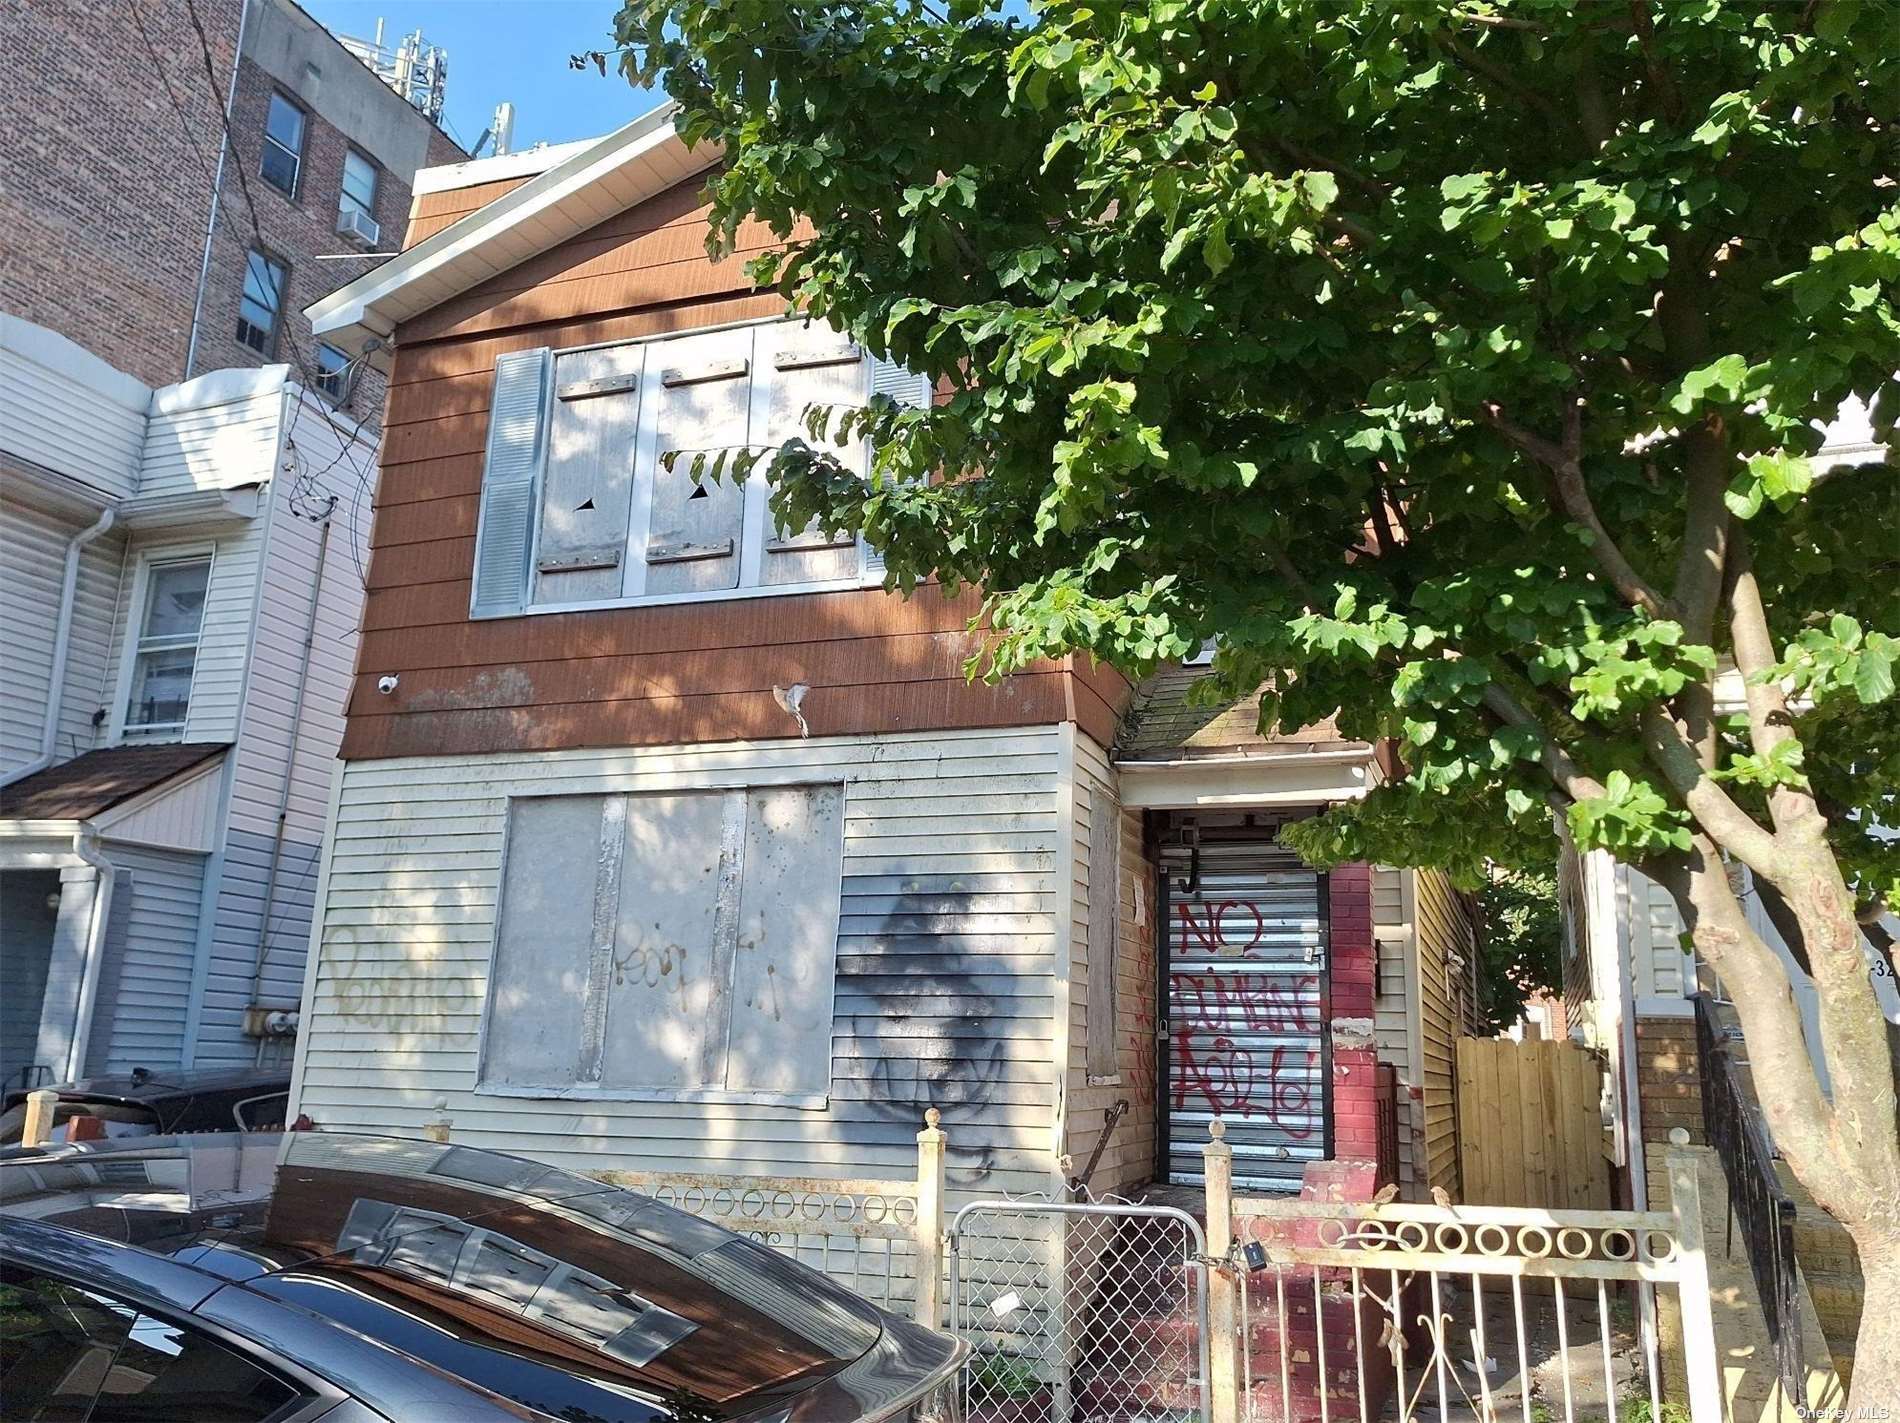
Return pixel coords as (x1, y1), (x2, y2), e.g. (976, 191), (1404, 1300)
(0, 314), (376, 1092)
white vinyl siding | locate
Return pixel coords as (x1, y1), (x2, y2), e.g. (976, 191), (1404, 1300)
(194, 393), (376, 1067)
(140, 387), (285, 499)
(0, 317), (148, 500)
(293, 728), (1067, 1193)
(85, 845), (207, 1075)
(0, 493), (126, 775)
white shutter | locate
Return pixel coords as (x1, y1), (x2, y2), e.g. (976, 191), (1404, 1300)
(860, 353), (932, 586)
(470, 347), (552, 618)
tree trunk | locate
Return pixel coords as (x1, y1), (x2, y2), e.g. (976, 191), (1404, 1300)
(1847, 1237), (1900, 1414)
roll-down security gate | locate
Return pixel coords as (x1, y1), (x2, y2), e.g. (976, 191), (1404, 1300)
(1161, 836), (1328, 1191)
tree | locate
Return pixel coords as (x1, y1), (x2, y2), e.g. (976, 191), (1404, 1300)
(616, 1), (1900, 1402)
(1478, 869), (1563, 1035)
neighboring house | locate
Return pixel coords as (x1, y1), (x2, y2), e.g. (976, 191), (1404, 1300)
(292, 107), (1485, 1214)
(2, 0), (463, 418)
(0, 314), (374, 1091)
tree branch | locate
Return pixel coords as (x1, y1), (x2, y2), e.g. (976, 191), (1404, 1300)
(1480, 401), (1672, 619)
(1639, 706), (1785, 880)
(1726, 528), (1828, 840)
(1625, 1), (1685, 125)
(1653, 841), (1853, 1209)
(1440, 32), (1569, 130)
(1482, 683), (1608, 804)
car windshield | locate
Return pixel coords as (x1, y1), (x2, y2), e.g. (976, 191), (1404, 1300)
(1, 1134), (886, 1422)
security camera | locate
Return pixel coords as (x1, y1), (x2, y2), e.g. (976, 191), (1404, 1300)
(377, 674), (400, 695)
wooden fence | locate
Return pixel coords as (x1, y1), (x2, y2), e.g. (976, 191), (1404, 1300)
(1456, 1036), (1609, 1209)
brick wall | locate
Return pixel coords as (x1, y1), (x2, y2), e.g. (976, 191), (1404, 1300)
(5, 1), (460, 421)
(1325, 863), (1383, 1167)
(1, 0), (243, 386)
(1635, 1014), (1703, 1147)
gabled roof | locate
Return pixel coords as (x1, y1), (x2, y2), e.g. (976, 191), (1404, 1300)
(304, 103), (723, 361)
(1116, 665), (1366, 762)
(0, 743), (229, 822)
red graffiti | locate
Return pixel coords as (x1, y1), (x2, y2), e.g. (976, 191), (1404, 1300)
(1171, 1035), (1319, 1138)
(1172, 972), (1319, 1037)
(1173, 899), (1269, 955)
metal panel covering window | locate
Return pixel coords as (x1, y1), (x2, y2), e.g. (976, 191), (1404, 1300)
(260, 92), (305, 196)
(122, 556), (211, 736)
(465, 317), (924, 617)
(481, 784), (846, 1102)
(1161, 835), (1328, 1192)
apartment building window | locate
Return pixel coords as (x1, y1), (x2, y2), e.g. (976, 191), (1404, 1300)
(339, 150), (379, 226)
(122, 555), (212, 737)
(237, 250), (286, 355)
(314, 343), (351, 401)
(480, 785), (845, 1103)
(261, 92), (306, 196)
(468, 317), (934, 618)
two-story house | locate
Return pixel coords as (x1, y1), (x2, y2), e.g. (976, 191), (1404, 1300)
(0, 313), (374, 1091)
(291, 105), (1486, 1236)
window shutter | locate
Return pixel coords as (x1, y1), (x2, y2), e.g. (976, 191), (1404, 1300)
(470, 347), (552, 618)
(860, 354), (931, 586)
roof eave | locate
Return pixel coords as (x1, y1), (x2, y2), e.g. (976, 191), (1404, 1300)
(304, 103), (723, 358)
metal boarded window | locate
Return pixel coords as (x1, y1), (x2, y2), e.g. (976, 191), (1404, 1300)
(535, 345), (644, 604)
(483, 794), (602, 1085)
(1085, 785), (1122, 1078)
(645, 329), (751, 596)
(480, 785), (845, 1100)
(758, 323), (865, 587)
(471, 347), (552, 617)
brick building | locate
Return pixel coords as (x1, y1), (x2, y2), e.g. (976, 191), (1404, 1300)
(2, 0), (463, 426)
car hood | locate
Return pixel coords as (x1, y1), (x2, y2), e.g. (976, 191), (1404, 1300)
(0, 1132), (958, 1422)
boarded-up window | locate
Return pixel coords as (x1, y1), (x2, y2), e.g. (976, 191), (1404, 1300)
(1085, 788), (1121, 1078)
(483, 785), (845, 1099)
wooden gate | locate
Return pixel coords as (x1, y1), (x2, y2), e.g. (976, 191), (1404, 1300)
(1457, 1037), (1608, 1208)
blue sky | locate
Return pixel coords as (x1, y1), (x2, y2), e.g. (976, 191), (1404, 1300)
(302, 0), (665, 154)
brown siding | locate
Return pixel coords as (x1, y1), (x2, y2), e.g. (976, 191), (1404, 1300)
(355, 171), (1123, 761)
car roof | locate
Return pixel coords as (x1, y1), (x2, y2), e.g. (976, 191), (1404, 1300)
(0, 1132), (904, 1423)
(3, 1066), (290, 1110)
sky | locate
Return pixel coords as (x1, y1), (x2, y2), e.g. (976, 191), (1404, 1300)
(301, 0), (665, 156)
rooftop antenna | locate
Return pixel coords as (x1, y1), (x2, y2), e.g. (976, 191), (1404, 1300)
(336, 18), (448, 125)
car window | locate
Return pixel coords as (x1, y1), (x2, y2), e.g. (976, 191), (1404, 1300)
(0, 1263), (136, 1422)
(233, 1094), (288, 1132)
(0, 1262), (308, 1423)
(89, 1308), (304, 1423)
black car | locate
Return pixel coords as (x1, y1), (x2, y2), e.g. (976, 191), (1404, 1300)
(0, 1132), (961, 1422)
(0, 1066), (292, 1144)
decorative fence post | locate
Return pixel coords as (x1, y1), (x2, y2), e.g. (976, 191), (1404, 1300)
(916, 1107), (947, 1330)
(21, 1089), (58, 1147)
(1665, 1128), (1726, 1423)
(1203, 1120), (1241, 1423)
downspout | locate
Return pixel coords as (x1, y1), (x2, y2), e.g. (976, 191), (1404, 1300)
(4, 507), (116, 788)
(183, 0), (252, 380)
(64, 830), (119, 1081)
(249, 508), (333, 1042)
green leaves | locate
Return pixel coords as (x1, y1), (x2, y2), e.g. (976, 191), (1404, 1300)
(1568, 771), (1694, 856)
(1726, 451), (1815, 519)
(622, 0), (1900, 912)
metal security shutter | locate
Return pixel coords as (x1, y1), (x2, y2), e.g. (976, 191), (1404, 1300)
(470, 347), (552, 617)
(1162, 839), (1328, 1192)
(858, 353), (932, 586)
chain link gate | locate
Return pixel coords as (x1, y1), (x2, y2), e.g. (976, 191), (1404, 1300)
(947, 1200), (1213, 1423)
